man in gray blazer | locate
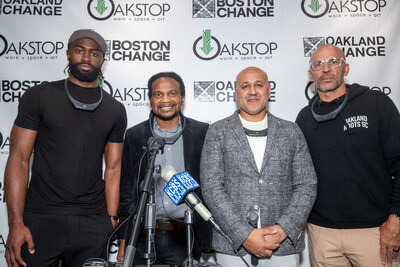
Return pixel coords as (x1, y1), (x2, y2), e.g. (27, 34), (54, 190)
(200, 66), (317, 267)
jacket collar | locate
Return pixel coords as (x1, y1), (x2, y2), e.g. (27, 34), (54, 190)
(226, 110), (281, 173)
(148, 111), (186, 144)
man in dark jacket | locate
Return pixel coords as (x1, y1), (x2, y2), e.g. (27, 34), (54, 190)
(296, 44), (400, 267)
(117, 72), (212, 266)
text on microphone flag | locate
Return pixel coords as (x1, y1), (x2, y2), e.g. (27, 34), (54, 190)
(163, 171), (200, 205)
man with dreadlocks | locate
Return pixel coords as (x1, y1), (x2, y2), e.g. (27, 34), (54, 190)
(4, 29), (127, 267)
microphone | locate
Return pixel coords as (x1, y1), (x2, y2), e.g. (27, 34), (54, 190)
(161, 165), (224, 235)
(161, 167), (252, 267)
(147, 137), (166, 152)
(247, 210), (259, 267)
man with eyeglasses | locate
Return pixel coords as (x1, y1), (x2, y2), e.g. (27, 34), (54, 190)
(296, 44), (400, 267)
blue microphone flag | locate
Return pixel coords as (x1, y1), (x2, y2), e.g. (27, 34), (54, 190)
(163, 171), (200, 205)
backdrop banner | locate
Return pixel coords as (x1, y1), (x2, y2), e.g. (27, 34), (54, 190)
(0, 1), (399, 266)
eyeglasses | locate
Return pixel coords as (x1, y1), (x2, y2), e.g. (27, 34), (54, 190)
(309, 57), (345, 71)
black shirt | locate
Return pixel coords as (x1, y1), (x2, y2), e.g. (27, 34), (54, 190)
(15, 80), (127, 215)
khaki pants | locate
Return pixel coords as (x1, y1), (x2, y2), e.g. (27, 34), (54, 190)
(308, 223), (398, 267)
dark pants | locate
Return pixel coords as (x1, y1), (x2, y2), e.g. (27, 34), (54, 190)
(130, 227), (200, 267)
(21, 212), (113, 267)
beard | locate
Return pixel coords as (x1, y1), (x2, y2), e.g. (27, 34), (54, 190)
(316, 79), (342, 93)
(153, 105), (180, 121)
(315, 68), (346, 93)
(68, 61), (101, 82)
(154, 110), (180, 121)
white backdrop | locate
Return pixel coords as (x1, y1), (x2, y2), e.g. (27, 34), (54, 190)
(0, 0), (399, 266)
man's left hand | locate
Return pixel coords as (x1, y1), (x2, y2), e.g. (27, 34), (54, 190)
(380, 214), (400, 266)
(263, 225), (287, 245)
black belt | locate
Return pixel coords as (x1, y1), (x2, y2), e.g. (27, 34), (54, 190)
(155, 220), (185, 231)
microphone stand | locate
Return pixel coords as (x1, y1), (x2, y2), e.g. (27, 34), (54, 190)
(122, 138), (165, 267)
(144, 189), (156, 267)
(184, 209), (193, 267)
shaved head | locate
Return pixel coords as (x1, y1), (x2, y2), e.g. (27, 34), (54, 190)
(310, 44), (346, 64)
(236, 66), (268, 86)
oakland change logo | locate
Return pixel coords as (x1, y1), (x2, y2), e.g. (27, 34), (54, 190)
(303, 36), (386, 58)
(194, 80), (276, 102)
(0, 0), (63, 16)
(303, 37), (325, 57)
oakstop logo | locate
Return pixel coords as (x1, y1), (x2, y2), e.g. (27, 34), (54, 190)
(193, 29), (278, 61)
(0, 179), (4, 203)
(301, 0), (386, 18)
(0, 233), (5, 255)
(0, 35), (8, 57)
(0, 34), (64, 61)
(0, 132), (10, 156)
(87, 0), (170, 21)
(304, 81), (392, 101)
(102, 80), (150, 107)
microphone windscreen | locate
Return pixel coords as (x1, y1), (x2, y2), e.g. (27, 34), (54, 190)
(161, 165), (177, 183)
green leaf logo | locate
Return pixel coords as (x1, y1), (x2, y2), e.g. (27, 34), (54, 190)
(200, 30), (214, 55)
(309, 0), (322, 13)
(94, 0), (108, 15)
(312, 84), (318, 95)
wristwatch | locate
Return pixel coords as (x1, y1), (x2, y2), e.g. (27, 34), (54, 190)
(110, 215), (120, 223)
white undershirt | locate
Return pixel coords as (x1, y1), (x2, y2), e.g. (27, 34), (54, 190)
(239, 114), (268, 172)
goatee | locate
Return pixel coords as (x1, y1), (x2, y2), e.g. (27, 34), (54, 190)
(154, 111), (179, 121)
(68, 61), (101, 83)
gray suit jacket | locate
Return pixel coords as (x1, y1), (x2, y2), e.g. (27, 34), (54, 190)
(200, 111), (317, 256)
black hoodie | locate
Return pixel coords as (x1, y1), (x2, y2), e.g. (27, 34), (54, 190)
(296, 83), (400, 228)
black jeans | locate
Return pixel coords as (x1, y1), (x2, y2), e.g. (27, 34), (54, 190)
(21, 212), (113, 267)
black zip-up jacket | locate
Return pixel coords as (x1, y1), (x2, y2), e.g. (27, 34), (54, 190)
(296, 83), (400, 228)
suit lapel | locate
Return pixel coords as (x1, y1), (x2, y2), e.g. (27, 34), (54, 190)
(228, 113), (260, 173)
(260, 112), (279, 172)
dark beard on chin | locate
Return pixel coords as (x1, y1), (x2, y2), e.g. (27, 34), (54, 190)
(154, 111), (179, 121)
(68, 61), (101, 83)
